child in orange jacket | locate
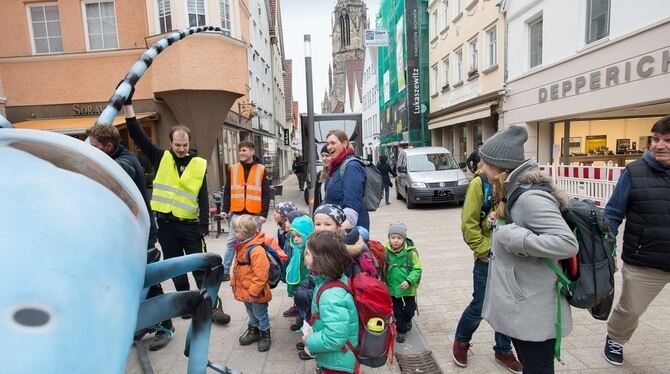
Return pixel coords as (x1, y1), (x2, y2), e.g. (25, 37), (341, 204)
(231, 215), (272, 352)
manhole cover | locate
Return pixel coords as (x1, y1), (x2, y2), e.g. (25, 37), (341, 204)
(395, 350), (443, 374)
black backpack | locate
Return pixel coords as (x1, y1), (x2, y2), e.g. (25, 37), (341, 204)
(340, 157), (383, 211)
(237, 244), (282, 289)
(505, 183), (617, 362)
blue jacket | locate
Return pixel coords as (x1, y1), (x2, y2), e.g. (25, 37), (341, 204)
(325, 155), (370, 230)
(604, 152), (670, 237)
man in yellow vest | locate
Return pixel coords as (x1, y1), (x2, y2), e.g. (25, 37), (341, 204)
(123, 89), (230, 325)
(220, 141), (271, 280)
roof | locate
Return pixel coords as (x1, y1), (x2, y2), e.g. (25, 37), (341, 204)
(401, 146), (452, 155)
(13, 113), (156, 135)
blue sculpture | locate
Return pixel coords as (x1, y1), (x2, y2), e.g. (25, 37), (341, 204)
(0, 25), (242, 374)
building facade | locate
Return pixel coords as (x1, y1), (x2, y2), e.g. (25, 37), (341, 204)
(502, 0), (670, 165)
(377, 0), (430, 162)
(322, 0), (367, 114)
(362, 47), (381, 162)
(0, 0), (250, 193)
(427, 0), (505, 163)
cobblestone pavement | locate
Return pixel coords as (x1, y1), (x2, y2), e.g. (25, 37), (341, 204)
(127, 174), (670, 374)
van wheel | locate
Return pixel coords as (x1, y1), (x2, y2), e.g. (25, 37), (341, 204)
(396, 186), (402, 200)
(406, 189), (415, 209)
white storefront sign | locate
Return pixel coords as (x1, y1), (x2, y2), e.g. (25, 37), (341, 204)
(364, 29), (390, 47)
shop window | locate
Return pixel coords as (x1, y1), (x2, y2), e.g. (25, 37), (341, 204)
(157, 0), (172, 33)
(83, 1), (118, 50)
(486, 25), (497, 67)
(459, 126), (468, 162)
(586, 0), (610, 44)
(528, 16), (543, 68)
(187, 0), (206, 27)
(474, 122), (482, 145)
(27, 3), (63, 54)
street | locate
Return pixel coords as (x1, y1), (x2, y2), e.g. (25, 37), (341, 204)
(126, 174), (670, 374)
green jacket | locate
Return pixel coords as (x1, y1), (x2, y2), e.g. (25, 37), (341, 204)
(384, 238), (422, 297)
(286, 216), (314, 296)
(461, 172), (492, 259)
(306, 275), (359, 372)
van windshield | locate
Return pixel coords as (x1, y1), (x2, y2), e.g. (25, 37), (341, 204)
(408, 153), (459, 172)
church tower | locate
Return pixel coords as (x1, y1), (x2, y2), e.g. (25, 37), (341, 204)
(322, 0), (367, 113)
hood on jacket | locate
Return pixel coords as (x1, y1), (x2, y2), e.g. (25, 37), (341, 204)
(643, 151), (670, 173)
(344, 229), (365, 257)
(504, 159), (570, 212)
(289, 216), (315, 249)
(239, 231), (266, 252)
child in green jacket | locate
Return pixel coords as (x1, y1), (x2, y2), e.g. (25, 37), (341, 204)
(384, 222), (422, 343)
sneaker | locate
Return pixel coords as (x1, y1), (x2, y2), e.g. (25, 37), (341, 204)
(604, 335), (624, 366)
(298, 350), (315, 360)
(133, 328), (152, 341)
(212, 308), (231, 325)
(283, 306), (299, 317)
(452, 340), (471, 367)
(395, 333), (406, 343)
(239, 326), (261, 346)
(221, 273), (231, 282)
(495, 352), (523, 373)
(149, 327), (175, 351)
(296, 342), (305, 351)
(258, 330), (271, 352)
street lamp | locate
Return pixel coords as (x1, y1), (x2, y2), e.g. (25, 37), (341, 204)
(304, 35), (317, 215)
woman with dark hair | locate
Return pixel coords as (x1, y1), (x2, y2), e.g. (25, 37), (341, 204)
(376, 155), (396, 205)
(323, 129), (369, 230)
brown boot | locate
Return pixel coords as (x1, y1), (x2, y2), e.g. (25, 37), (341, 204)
(452, 340), (471, 367)
(495, 352), (523, 373)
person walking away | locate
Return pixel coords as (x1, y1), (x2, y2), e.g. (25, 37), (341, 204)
(384, 222), (422, 343)
(220, 141), (272, 281)
(376, 155), (396, 205)
(293, 155), (306, 191)
(466, 142), (483, 174)
(452, 165), (521, 372)
(231, 215), (272, 352)
(86, 124), (174, 350)
(480, 125), (578, 374)
(302, 231), (359, 374)
(602, 116), (670, 366)
(124, 88), (231, 325)
(324, 129), (369, 231)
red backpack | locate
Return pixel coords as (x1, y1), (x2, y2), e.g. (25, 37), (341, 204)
(366, 239), (387, 277)
(309, 273), (396, 372)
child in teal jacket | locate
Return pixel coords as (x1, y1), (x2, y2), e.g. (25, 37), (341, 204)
(303, 231), (359, 374)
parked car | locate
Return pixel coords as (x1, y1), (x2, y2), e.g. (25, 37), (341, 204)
(395, 147), (469, 209)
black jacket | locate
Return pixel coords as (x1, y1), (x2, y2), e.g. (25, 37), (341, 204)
(222, 156), (271, 217)
(126, 116), (209, 225)
(376, 160), (396, 187)
(621, 157), (670, 271)
(293, 159), (305, 174)
(466, 150), (481, 173)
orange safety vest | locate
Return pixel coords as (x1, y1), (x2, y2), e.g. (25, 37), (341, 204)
(230, 162), (265, 214)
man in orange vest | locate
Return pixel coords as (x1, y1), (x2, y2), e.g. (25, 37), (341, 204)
(220, 141), (271, 280)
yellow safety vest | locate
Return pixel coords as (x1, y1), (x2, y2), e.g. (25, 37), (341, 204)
(151, 151), (207, 219)
(230, 162), (265, 214)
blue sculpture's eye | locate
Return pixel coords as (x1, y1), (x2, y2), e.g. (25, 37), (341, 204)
(13, 308), (50, 327)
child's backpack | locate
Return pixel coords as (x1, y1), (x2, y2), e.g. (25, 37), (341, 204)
(505, 182), (617, 361)
(310, 272), (396, 370)
(238, 244), (283, 289)
(366, 239), (387, 277)
(340, 157), (383, 211)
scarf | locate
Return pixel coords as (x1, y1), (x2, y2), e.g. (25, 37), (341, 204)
(328, 147), (356, 177)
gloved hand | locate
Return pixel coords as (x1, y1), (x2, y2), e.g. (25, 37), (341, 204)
(116, 80), (135, 105)
(199, 223), (209, 238)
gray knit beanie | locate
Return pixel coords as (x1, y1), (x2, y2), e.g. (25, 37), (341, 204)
(478, 125), (528, 170)
(388, 222), (407, 238)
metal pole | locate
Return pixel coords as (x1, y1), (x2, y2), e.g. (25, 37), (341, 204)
(304, 34), (317, 215)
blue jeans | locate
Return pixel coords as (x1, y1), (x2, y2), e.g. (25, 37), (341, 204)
(223, 214), (261, 273)
(245, 302), (270, 332)
(383, 184), (390, 204)
(455, 259), (512, 354)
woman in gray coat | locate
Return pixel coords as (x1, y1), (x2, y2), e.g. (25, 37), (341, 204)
(479, 125), (579, 374)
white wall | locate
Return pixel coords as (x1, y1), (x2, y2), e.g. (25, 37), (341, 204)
(362, 47), (380, 162)
(506, 0), (670, 81)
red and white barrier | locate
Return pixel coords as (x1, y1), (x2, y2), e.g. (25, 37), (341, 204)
(538, 164), (625, 207)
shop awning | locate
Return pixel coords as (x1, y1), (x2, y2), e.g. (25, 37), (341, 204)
(13, 113), (157, 135)
(428, 102), (495, 130)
